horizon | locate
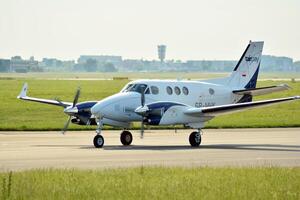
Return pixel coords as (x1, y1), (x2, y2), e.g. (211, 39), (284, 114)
(1, 53), (298, 63)
(1, 0), (299, 61)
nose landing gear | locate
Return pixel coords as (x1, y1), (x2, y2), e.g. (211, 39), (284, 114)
(93, 118), (104, 148)
(189, 129), (202, 147)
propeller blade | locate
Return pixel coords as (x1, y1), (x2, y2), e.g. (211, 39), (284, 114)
(72, 87), (81, 107)
(86, 119), (91, 126)
(140, 86), (147, 138)
(61, 116), (71, 134)
(140, 119), (144, 139)
(141, 89), (145, 107)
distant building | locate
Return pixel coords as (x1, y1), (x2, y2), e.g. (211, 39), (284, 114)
(0, 59), (11, 72)
(261, 55), (294, 71)
(121, 59), (145, 71)
(78, 55), (122, 66)
(41, 58), (60, 67)
(294, 61), (300, 72)
(157, 45), (166, 62)
(10, 56), (38, 73)
(185, 60), (236, 72)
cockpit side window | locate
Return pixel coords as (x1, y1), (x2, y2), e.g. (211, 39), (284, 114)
(122, 84), (133, 92)
(123, 84), (149, 94)
(145, 87), (150, 94)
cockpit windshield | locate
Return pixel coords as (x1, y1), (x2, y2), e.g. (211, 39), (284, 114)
(122, 84), (149, 94)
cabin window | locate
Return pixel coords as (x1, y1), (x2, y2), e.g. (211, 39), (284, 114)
(166, 86), (173, 95)
(209, 88), (215, 95)
(182, 87), (189, 95)
(174, 86), (181, 95)
(151, 86), (159, 95)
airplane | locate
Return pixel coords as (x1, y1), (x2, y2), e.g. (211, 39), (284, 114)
(18, 41), (300, 148)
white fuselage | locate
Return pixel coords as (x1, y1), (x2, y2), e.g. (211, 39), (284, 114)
(91, 79), (238, 127)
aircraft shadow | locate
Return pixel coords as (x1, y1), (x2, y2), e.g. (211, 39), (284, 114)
(102, 144), (300, 152)
(32, 144), (300, 152)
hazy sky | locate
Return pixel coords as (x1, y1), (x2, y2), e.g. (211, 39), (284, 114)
(0, 0), (299, 61)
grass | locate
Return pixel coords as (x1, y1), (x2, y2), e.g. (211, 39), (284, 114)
(0, 167), (299, 199)
(0, 72), (228, 80)
(0, 79), (300, 131)
(0, 79), (128, 131)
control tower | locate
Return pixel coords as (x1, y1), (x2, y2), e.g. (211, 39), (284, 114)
(157, 45), (166, 62)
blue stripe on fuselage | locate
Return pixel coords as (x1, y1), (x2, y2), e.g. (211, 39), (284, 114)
(146, 102), (185, 125)
(238, 62), (260, 103)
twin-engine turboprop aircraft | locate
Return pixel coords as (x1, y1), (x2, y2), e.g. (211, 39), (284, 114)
(18, 41), (300, 148)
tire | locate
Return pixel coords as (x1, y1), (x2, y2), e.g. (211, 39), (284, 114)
(93, 135), (104, 148)
(189, 131), (201, 147)
(120, 131), (133, 146)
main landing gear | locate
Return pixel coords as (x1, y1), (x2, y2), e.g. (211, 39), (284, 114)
(189, 129), (202, 147)
(120, 130), (133, 146)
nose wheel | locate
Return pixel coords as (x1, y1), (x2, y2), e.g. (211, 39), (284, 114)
(120, 130), (133, 146)
(93, 135), (104, 148)
(189, 130), (202, 147)
(94, 117), (104, 148)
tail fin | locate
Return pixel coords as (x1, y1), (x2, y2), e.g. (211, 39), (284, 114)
(228, 41), (264, 89)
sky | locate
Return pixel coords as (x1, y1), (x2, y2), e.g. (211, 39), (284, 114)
(0, 0), (299, 61)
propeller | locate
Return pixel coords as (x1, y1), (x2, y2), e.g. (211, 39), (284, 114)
(140, 86), (146, 139)
(61, 87), (81, 134)
(134, 86), (150, 138)
(61, 116), (71, 134)
(72, 87), (81, 107)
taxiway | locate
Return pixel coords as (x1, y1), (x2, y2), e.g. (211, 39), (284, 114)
(0, 128), (299, 171)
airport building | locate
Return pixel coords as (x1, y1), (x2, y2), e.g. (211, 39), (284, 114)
(0, 59), (11, 72)
(78, 55), (122, 66)
(10, 56), (38, 73)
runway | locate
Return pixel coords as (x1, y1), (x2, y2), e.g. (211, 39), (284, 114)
(0, 128), (299, 171)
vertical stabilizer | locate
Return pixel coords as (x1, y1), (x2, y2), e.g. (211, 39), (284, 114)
(228, 41), (264, 89)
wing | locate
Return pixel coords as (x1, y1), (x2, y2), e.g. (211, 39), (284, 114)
(184, 96), (300, 117)
(232, 84), (290, 96)
(17, 83), (72, 108)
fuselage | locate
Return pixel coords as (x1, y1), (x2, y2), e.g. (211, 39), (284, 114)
(91, 79), (237, 126)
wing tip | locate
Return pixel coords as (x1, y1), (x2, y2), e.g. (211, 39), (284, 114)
(278, 83), (291, 90)
(17, 83), (28, 99)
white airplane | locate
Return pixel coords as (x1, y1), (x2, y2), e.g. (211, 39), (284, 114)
(18, 41), (299, 148)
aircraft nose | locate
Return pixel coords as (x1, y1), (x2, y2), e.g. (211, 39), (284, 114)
(91, 99), (111, 118)
(91, 92), (138, 119)
(91, 103), (102, 118)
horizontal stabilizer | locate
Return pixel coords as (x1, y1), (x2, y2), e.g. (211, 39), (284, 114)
(232, 84), (290, 96)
